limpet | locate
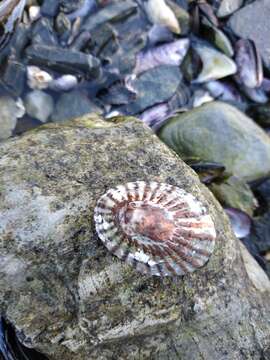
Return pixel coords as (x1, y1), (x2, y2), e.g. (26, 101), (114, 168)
(94, 181), (216, 277)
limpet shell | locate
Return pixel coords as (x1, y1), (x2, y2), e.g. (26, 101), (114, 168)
(94, 181), (216, 277)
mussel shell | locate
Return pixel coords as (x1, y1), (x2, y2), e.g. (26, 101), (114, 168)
(94, 181), (216, 277)
(235, 39), (263, 89)
(224, 207), (251, 238)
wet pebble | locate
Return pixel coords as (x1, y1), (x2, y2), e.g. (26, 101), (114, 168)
(120, 65), (182, 115)
(51, 90), (102, 122)
(0, 97), (25, 140)
(49, 74), (78, 91)
(158, 101), (270, 181)
(26, 44), (101, 76)
(3, 59), (26, 96)
(25, 90), (54, 123)
(41, 0), (59, 17)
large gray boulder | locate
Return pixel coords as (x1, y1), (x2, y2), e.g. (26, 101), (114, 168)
(0, 114), (269, 359)
(158, 101), (270, 182)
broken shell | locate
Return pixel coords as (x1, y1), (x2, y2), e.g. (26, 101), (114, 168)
(94, 181), (216, 277)
(144, 0), (181, 35)
(205, 80), (244, 104)
(235, 39), (263, 88)
(134, 39), (189, 75)
(201, 16), (234, 57)
(27, 66), (53, 90)
(224, 207), (251, 238)
(192, 42), (237, 84)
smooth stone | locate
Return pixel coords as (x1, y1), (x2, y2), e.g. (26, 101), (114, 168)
(51, 90), (102, 122)
(158, 101), (270, 181)
(229, 0), (270, 71)
(210, 176), (258, 216)
(9, 23), (31, 59)
(0, 97), (25, 140)
(3, 60), (26, 96)
(217, 0), (243, 18)
(82, 0), (137, 31)
(120, 65), (182, 114)
(25, 44), (101, 77)
(31, 18), (58, 46)
(41, 0), (59, 17)
(25, 90), (54, 123)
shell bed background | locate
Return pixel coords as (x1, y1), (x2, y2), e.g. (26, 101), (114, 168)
(94, 181), (216, 277)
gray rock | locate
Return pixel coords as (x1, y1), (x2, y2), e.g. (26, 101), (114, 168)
(0, 97), (25, 140)
(82, 0), (137, 32)
(51, 90), (101, 122)
(41, 0), (59, 17)
(158, 101), (270, 181)
(121, 65), (182, 114)
(0, 115), (269, 359)
(25, 90), (54, 123)
(3, 60), (26, 97)
(26, 45), (101, 77)
(31, 18), (58, 46)
(229, 0), (270, 71)
(217, 0), (243, 18)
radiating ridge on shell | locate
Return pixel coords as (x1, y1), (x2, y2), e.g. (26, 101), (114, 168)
(94, 181), (216, 277)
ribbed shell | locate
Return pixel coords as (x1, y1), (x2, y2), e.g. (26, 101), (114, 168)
(94, 181), (216, 277)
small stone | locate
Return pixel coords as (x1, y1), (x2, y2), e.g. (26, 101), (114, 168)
(27, 66), (53, 90)
(120, 65), (182, 114)
(41, 0), (59, 17)
(0, 97), (25, 140)
(51, 90), (102, 122)
(3, 60), (26, 96)
(31, 18), (58, 46)
(26, 44), (101, 77)
(25, 90), (54, 123)
(49, 75), (78, 92)
(55, 12), (71, 35)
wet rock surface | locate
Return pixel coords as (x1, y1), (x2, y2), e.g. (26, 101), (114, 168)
(158, 101), (270, 182)
(0, 115), (269, 360)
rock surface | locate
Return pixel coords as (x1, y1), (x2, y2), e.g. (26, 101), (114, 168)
(0, 115), (269, 360)
(158, 101), (270, 181)
(229, 0), (270, 71)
